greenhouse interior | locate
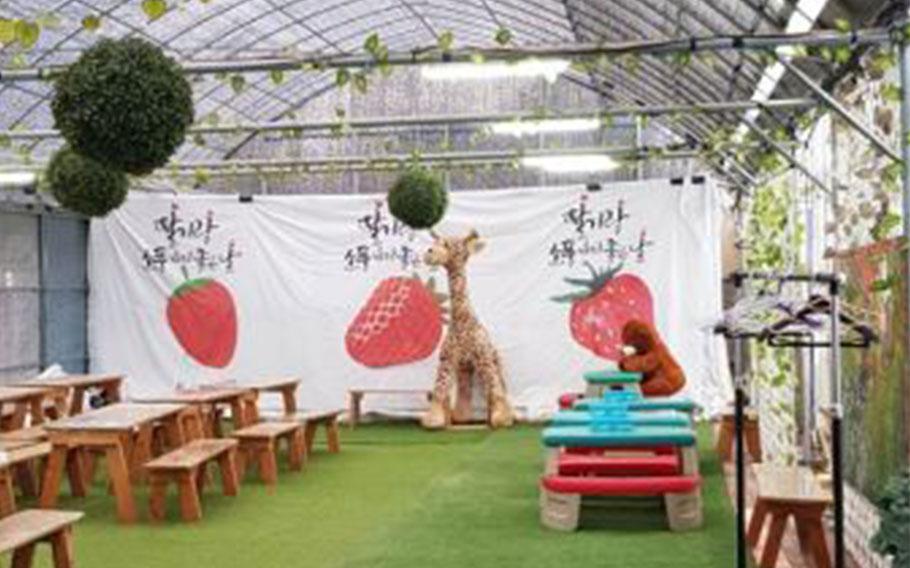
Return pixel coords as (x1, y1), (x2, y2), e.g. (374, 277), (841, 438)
(0, 0), (909, 567)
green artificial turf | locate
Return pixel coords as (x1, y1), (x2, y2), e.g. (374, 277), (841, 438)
(20, 424), (735, 568)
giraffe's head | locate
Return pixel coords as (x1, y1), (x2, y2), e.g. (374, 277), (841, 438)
(424, 229), (486, 270)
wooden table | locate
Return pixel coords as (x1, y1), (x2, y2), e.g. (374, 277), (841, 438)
(40, 403), (186, 523)
(0, 387), (48, 431)
(135, 387), (255, 435)
(748, 464), (832, 568)
(347, 389), (432, 428)
(246, 377), (301, 418)
(12, 374), (124, 416)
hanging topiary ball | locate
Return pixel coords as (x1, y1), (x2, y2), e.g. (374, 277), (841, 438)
(46, 147), (129, 217)
(387, 165), (448, 229)
(51, 37), (194, 175)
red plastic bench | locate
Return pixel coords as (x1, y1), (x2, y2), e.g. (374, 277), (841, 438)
(557, 454), (680, 477)
(539, 474), (703, 532)
(543, 474), (699, 495)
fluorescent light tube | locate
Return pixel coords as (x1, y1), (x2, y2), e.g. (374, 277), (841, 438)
(490, 118), (600, 137)
(521, 154), (619, 173)
(0, 172), (37, 187)
(421, 58), (570, 82)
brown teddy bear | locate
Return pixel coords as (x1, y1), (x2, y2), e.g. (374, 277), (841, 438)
(618, 320), (686, 397)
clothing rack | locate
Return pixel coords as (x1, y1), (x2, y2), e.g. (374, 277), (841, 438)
(717, 270), (862, 568)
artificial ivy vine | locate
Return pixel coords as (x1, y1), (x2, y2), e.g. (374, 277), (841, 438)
(743, 181), (806, 464)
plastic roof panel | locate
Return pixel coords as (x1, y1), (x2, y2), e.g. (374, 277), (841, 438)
(0, 0), (851, 185)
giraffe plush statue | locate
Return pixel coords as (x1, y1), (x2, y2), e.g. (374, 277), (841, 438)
(421, 229), (514, 429)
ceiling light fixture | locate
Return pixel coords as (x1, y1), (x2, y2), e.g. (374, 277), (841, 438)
(0, 171), (38, 187)
(521, 154), (620, 173)
(421, 58), (570, 83)
(490, 118), (600, 137)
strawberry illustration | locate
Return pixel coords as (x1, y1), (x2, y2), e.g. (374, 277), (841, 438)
(166, 278), (237, 368)
(346, 276), (446, 368)
(552, 262), (654, 361)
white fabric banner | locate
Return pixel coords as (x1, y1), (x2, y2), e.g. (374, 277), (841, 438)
(88, 179), (730, 416)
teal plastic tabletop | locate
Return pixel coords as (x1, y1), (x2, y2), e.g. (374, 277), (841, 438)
(574, 397), (697, 412)
(550, 410), (690, 427)
(541, 425), (697, 447)
(582, 370), (643, 384)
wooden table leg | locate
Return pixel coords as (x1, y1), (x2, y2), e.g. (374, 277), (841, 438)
(164, 413), (186, 449)
(760, 511), (789, 568)
(304, 421), (317, 454)
(10, 402), (28, 431)
(348, 392), (362, 429)
(0, 469), (16, 517)
(801, 514), (832, 568)
(747, 498), (769, 548)
(325, 419), (340, 454)
(11, 543), (35, 568)
(229, 399), (248, 430)
(49, 527), (75, 568)
(40, 444), (68, 508)
(70, 387), (86, 415)
(104, 382), (122, 404)
(28, 396), (44, 426)
(281, 387), (298, 415)
(131, 425), (154, 483)
(105, 439), (138, 523)
(148, 474), (168, 522)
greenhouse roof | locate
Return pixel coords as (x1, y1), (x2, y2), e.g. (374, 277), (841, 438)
(0, 0), (899, 188)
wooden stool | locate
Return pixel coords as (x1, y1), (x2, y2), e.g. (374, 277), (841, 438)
(716, 408), (762, 463)
(231, 422), (306, 487)
(0, 509), (83, 568)
(748, 464), (832, 568)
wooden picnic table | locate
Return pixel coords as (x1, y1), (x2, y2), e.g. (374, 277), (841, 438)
(0, 387), (51, 431)
(11, 374), (124, 416)
(245, 377), (301, 419)
(39, 403), (187, 523)
(135, 387), (255, 435)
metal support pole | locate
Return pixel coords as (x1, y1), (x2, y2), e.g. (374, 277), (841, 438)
(0, 99), (817, 142)
(0, 27), (893, 83)
(828, 277), (845, 568)
(900, 16), (910, 476)
(0, 145), (700, 175)
(779, 58), (901, 163)
(732, 272), (747, 568)
(744, 120), (832, 194)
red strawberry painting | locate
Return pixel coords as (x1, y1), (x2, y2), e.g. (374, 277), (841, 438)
(346, 276), (445, 368)
(166, 278), (237, 368)
(552, 262), (654, 361)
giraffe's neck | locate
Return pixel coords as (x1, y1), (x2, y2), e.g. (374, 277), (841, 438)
(446, 265), (475, 324)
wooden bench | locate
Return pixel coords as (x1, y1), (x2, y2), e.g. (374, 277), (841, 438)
(231, 422), (305, 487)
(747, 464), (832, 568)
(144, 407), (239, 522)
(0, 509), (83, 568)
(347, 389), (431, 427)
(540, 474), (703, 532)
(0, 442), (52, 516)
(145, 439), (239, 522)
(269, 410), (342, 454)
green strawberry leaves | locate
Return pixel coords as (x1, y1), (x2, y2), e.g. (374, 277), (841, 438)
(551, 262), (624, 303)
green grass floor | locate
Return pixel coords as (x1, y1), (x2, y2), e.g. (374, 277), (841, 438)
(21, 424), (735, 568)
